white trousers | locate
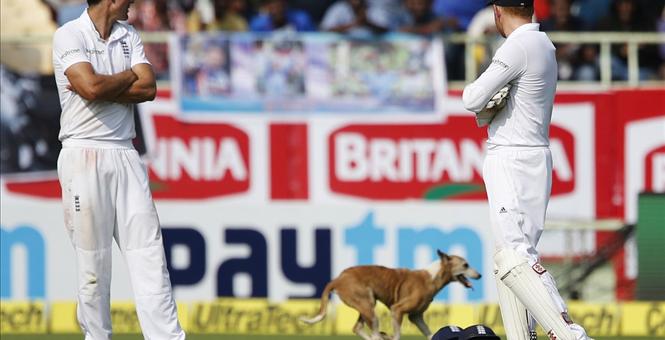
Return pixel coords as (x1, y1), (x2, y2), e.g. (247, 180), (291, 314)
(483, 146), (551, 264)
(483, 147), (588, 326)
(483, 146), (570, 318)
(57, 139), (185, 340)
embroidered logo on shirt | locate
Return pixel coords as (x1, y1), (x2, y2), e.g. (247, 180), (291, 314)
(85, 48), (104, 55)
(60, 49), (81, 59)
(120, 40), (130, 59)
(499, 207), (507, 214)
(491, 59), (510, 70)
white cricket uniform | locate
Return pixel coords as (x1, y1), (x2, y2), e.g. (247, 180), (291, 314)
(463, 23), (590, 340)
(53, 10), (184, 340)
(463, 22), (555, 267)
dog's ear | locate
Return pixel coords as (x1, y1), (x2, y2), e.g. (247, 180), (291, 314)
(437, 249), (449, 260)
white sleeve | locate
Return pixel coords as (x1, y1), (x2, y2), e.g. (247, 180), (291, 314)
(52, 27), (90, 73)
(128, 27), (151, 67)
(462, 40), (526, 113)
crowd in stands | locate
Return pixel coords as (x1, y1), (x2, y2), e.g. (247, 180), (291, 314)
(41, 0), (665, 82)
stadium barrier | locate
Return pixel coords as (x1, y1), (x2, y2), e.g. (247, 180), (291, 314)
(2, 300), (664, 336)
(1, 31), (664, 90)
(447, 31), (665, 89)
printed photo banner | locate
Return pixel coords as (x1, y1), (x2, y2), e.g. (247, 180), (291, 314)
(171, 32), (447, 116)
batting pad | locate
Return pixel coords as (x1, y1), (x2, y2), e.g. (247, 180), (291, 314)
(494, 269), (535, 340)
(494, 248), (577, 340)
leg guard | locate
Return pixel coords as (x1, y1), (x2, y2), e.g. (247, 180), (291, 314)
(495, 248), (577, 340)
(494, 268), (537, 340)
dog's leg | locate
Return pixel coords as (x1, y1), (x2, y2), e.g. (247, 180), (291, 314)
(361, 307), (381, 340)
(389, 307), (405, 340)
(338, 285), (381, 340)
(391, 295), (425, 340)
(349, 301), (381, 340)
(408, 313), (432, 339)
(353, 315), (373, 340)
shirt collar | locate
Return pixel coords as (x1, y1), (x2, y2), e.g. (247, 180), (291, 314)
(507, 23), (540, 39)
(80, 9), (128, 43)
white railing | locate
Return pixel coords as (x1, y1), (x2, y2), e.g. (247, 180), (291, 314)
(2, 31), (664, 89)
(447, 31), (665, 89)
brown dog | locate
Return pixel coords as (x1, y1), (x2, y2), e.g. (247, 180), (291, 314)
(300, 250), (481, 340)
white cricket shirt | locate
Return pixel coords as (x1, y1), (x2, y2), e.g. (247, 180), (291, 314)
(52, 10), (150, 142)
(462, 23), (557, 147)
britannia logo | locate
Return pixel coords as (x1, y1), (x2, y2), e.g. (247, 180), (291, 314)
(328, 116), (576, 200)
(145, 115), (250, 199)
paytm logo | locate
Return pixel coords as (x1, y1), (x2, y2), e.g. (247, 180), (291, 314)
(0, 225), (45, 299)
(163, 210), (485, 301)
(345, 212), (484, 301)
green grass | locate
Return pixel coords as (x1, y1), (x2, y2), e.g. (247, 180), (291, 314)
(0, 335), (657, 340)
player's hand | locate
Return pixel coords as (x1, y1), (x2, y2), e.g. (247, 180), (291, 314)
(476, 84), (511, 127)
(485, 84), (511, 110)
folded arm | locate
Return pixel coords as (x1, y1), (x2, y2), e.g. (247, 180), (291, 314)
(462, 40), (526, 113)
(65, 62), (137, 102)
(114, 63), (156, 103)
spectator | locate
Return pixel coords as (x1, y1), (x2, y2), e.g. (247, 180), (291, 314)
(289, 0), (338, 24)
(596, 0), (652, 31)
(367, 0), (404, 30)
(128, 0), (171, 80)
(541, 0), (585, 80)
(1, 0), (58, 74)
(466, 6), (503, 74)
(397, 0), (457, 35)
(169, 0), (204, 33)
(596, 0), (659, 80)
(320, 0), (388, 37)
(541, 0), (582, 31)
(249, 0), (315, 32)
(431, 0), (485, 31)
(132, 0), (171, 31)
(207, 0), (249, 31)
(574, 45), (601, 81)
(395, 0), (460, 80)
(571, 0), (611, 29)
(467, 5), (497, 37)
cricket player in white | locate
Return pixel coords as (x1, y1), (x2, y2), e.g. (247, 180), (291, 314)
(52, 0), (185, 338)
(463, 1), (592, 339)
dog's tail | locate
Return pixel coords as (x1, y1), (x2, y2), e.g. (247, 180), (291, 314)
(299, 279), (336, 325)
